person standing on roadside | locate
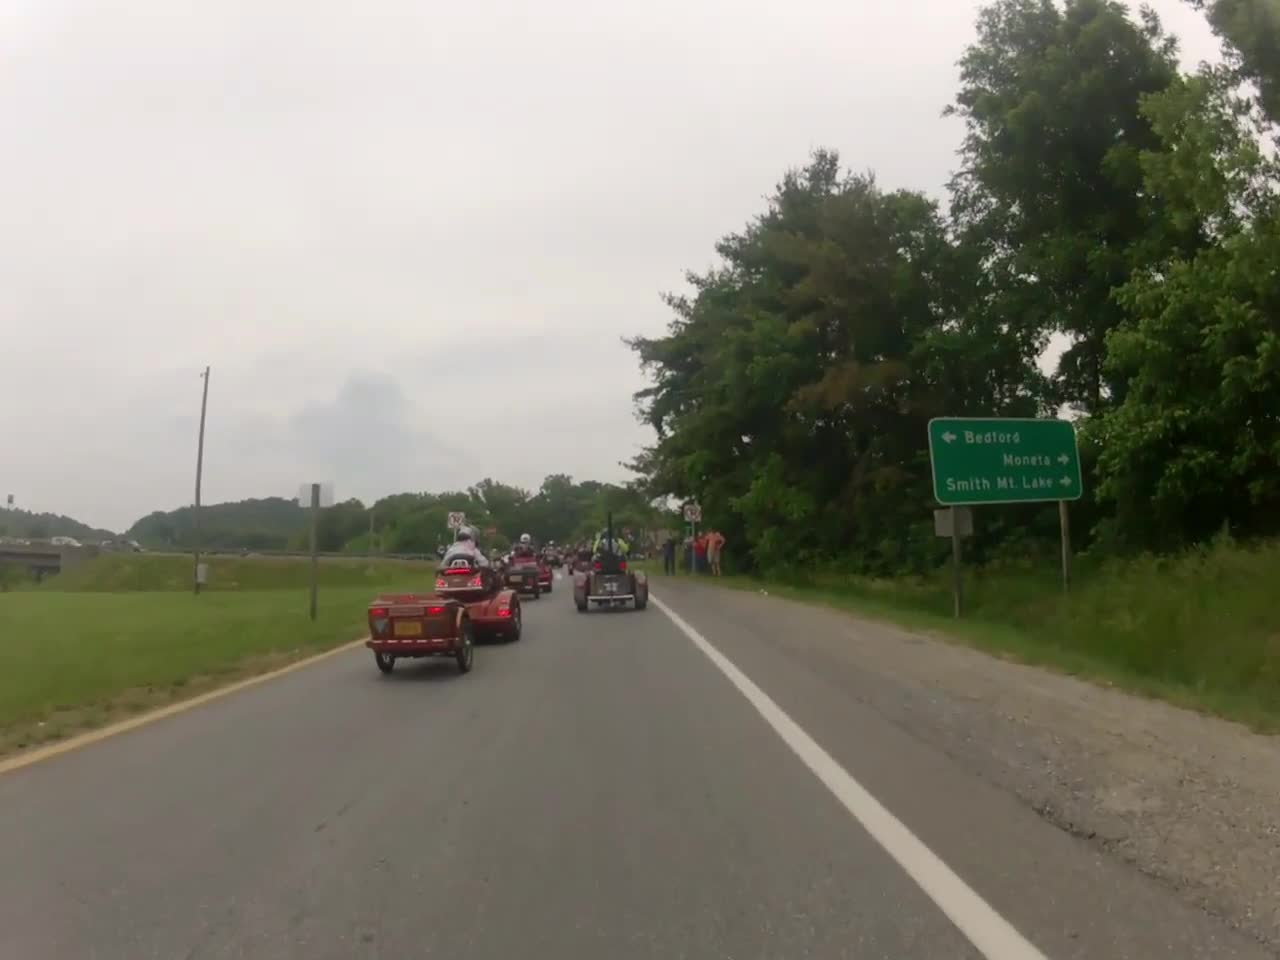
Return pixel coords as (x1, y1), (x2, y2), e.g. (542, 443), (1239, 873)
(662, 534), (676, 575)
(693, 532), (708, 574)
(708, 529), (726, 576)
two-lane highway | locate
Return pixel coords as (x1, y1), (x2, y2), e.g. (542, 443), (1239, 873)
(0, 578), (1268, 958)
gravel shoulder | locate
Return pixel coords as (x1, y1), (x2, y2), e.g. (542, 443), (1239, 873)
(655, 576), (1280, 950)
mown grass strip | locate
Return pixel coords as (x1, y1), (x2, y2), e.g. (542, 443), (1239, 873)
(0, 554), (438, 756)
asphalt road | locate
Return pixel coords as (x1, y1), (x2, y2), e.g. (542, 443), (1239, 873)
(0, 575), (1269, 959)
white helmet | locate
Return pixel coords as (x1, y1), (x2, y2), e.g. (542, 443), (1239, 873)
(520, 533), (532, 545)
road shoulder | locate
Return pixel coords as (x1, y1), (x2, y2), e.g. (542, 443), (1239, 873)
(654, 576), (1280, 951)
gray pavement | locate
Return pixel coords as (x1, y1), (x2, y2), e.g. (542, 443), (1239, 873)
(0, 575), (1269, 959)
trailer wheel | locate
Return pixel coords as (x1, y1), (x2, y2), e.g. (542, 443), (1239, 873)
(455, 620), (474, 673)
(374, 651), (395, 674)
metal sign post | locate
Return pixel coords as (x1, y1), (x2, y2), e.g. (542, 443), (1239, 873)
(296, 483), (334, 621)
(682, 503), (701, 572)
(934, 507), (972, 618)
(308, 483), (320, 621)
(952, 513), (963, 618)
(1059, 500), (1072, 594)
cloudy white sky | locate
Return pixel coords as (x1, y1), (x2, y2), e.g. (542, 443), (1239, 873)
(1, 0), (1218, 531)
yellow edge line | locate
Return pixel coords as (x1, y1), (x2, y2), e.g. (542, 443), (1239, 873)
(0, 637), (368, 776)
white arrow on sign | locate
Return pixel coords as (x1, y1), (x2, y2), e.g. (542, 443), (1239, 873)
(941, 431), (957, 444)
(1059, 476), (1073, 487)
(1057, 453), (1070, 465)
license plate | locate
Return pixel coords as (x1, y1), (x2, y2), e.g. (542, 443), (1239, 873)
(393, 621), (423, 638)
(606, 582), (617, 593)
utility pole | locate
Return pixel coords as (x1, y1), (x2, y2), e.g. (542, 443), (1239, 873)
(193, 366), (210, 595)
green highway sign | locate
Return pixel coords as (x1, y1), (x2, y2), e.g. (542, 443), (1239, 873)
(928, 418), (1082, 506)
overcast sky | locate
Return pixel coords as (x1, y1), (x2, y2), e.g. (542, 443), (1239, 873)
(1, 0), (1218, 531)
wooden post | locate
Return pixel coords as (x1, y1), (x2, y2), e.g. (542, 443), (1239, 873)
(1059, 499), (1071, 594)
(309, 483), (320, 620)
(951, 506), (963, 618)
(192, 366), (210, 595)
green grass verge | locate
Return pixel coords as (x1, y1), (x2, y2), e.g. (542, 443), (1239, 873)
(656, 539), (1280, 731)
(44, 552), (437, 592)
(0, 555), (437, 755)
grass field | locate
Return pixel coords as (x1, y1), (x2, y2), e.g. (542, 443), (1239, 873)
(45, 552), (437, 592)
(658, 538), (1280, 731)
(0, 554), (437, 755)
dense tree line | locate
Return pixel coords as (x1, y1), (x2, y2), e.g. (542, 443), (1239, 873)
(327, 476), (664, 555)
(128, 498), (307, 551)
(125, 479), (665, 555)
(629, 0), (1280, 573)
(0, 508), (113, 543)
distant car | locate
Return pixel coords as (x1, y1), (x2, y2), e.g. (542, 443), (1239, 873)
(50, 536), (82, 547)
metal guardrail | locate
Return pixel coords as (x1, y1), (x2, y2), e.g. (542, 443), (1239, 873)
(0, 543), (100, 578)
(143, 549), (439, 562)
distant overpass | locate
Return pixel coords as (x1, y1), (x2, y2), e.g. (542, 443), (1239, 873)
(0, 543), (99, 580)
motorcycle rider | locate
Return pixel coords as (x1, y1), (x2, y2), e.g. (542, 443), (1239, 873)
(593, 529), (630, 558)
(512, 533), (537, 561)
(444, 524), (489, 567)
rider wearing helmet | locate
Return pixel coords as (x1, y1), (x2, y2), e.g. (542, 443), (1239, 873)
(512, 533), (536, 560)
(444, 524), (489, 567)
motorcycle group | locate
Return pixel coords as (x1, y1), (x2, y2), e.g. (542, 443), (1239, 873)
(364, 518), (647, 676)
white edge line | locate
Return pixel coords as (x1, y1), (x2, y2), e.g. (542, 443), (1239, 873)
(651, 592), (1050, 960)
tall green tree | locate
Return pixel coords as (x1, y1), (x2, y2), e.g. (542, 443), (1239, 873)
(1096, 65), (1280, 544)
(1189, 0), (1280, 124)
(948, 0), (1181, 412)
(632, 151), (1040, 572)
